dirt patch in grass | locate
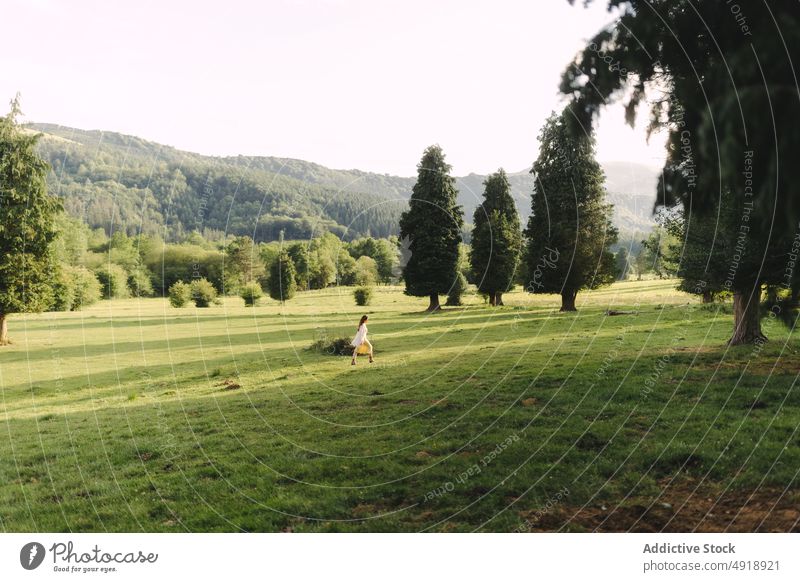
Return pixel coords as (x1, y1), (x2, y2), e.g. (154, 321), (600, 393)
(519, 478), (800, 532)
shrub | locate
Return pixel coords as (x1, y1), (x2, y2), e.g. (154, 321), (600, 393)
(128, 267), (155, 297)
(308, 336), (358, 356)
(95, 264), (130, 299)
(190, 278), (217, 307)
(69, 266), (102, 309)
(445, 271), (468, 306)
(353, 286), (373, 306)
(168, 281), (192, 307)
(240, 282), (264, 307)
(50, 267), (76, 312)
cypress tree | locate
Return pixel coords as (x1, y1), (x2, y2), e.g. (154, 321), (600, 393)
(524, 110), (618, 311)
(0, 98), (62, 345)
(399, 145), (464, 311)
(469, 169), (522, 306)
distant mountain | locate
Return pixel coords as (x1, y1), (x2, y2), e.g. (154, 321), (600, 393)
(28, 123), (660, 241)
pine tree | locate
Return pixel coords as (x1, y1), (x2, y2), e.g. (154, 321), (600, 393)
(268, 251), (297, 303)
(524, 110), (618, 312)
(399, 145), (464, 311)
(469, 169), (522, 306)
(0, 98), (62, 344)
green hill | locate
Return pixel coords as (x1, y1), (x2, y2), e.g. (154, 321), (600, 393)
(29, 123), (659, 241)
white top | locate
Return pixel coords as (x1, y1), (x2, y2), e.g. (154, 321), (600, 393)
(351, 324), (367, 347)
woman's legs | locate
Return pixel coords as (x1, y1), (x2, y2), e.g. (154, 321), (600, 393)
(351, 347), (357, 365)
(364, 339), (374, 362)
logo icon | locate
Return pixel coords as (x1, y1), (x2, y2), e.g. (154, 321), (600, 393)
(20, 542), (46, 570)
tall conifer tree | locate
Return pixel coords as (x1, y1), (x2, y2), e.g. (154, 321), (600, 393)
(470, 169), (522, 306)
(399, 145), (464, 311)
(0, 98), (62, 344)
(524, 110), (617, 311)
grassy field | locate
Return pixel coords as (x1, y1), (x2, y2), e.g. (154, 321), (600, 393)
(1, 279), (798, 532)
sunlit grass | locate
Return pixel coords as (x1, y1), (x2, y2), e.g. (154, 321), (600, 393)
(1, 280), (798, 532)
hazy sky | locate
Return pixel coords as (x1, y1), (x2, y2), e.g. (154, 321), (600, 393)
(4, 0), (667, 176)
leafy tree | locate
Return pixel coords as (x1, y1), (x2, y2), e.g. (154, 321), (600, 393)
(269, 252), (297, 303)
(349, 237), (398, 283)
(336, 248), (357, 286)
(353, 256), (379, 287)
(0, 99), (62, 343)
(225, 236), (264, 293)
(51, 267), (76, 312)
(469, 169), (522, 306)
(562, 0), (800, 343)
(641, 226), (678, 280)
(524, 110), (618, 311)
(95, 264), (130, 299)
(68, 266), (102, 309)
(145, 244), (224, 295)
(286, 242), (310, 290)
(53, 214), (90, 266)
(399, 145), (464, 311)
(51, 265), (102, 311)
(128, 267), (155, 297)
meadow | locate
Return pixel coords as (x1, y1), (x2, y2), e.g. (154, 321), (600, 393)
(1, 280), (798, 532)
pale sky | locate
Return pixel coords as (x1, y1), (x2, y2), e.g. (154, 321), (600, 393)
(4, 0), (667, 176)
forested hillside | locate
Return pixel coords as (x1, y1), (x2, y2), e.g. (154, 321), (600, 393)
(29, 123), (659, 241)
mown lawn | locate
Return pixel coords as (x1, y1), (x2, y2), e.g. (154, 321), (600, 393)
(1, 280), (798, 532)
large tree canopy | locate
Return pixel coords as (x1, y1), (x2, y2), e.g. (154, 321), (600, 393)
(0, 99), (62, 344)
(562, 0), (800, 342)
(524, 110), (618, 311)
(399, 145), (464, 311)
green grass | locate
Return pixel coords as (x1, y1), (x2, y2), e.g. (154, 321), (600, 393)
(1, 280), (798, 532)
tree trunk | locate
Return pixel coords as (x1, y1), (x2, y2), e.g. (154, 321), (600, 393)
(729, 289), (766, 345)
(560, 289), (578, 312)
(0, 315), (8, 346)
(489, 292), (496, 307)
(702, 290), (714, 304)
(427, 293), (441, 312)
(496, 292), (504, 306)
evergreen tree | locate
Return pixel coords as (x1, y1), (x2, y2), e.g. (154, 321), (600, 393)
(562, 0), (800, 343)
(269, 251), (297, 303)
(0, 98), (62, 344)
(399, 145), (464, 311)
(524, 110), (618, 312)
(469, 169), (522, 306)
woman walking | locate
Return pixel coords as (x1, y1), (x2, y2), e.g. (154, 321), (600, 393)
(351, 315), (374, 365)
